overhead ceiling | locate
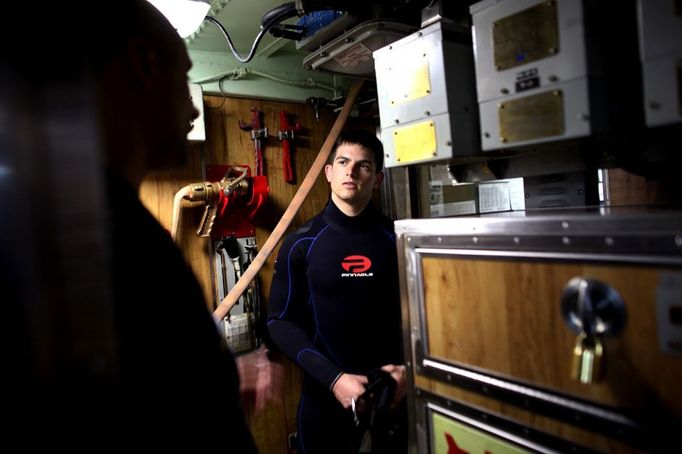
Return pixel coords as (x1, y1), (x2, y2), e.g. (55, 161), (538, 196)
(185, 0), (302, 59)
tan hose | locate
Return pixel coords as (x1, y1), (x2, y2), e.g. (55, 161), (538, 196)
(213, 80), (365, 322)
(171, 185), (193, 241)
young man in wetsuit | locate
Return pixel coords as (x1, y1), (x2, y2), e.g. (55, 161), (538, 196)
(267, 130), (407, 453)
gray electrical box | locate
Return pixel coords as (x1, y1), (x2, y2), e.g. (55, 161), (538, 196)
(470, 0), (640, 151)
(373, 21), (479, 168)
(638, 0), (682, 127)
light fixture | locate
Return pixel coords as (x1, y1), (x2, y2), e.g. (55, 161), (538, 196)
(147, 0), (211, 38)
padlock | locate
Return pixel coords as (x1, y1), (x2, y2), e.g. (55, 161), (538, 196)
(571, 332), (603, 384)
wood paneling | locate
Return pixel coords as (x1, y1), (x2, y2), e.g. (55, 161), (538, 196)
(202, 95), (335, 306)
(140, 92), (353, 453)
(421, 256), (682, 417)
(139, 142), (214, 305)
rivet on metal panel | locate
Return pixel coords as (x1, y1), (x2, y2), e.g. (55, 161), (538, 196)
(562, 236), (571, 245)
(418, 32), (423, 37)
(446, 401), (452, 407)
(446, 141), (452, 146)
(437, 237), (442, 243)
(513, 237), (520, 244)
(483, 132), (490, 138)
(578, 113), (590, 121)
(562, 221), (569, 229)
(394, 119), (399, 124)
(605, 237), (614, 246)
(482, 385), (489, 394)
(422, 53), (426, 58)
(415, 389), (421, 396)
(408, 237), (412, 242)
(385, 153), (389, 158)
(501, 88), (509, 95)
(446, 374), (452, 381)
(472, 237), (479, 244)
(426, 90), (430, 94)
(578, 189), (584, 195)
(675, 235), (682, 247)
(406, 360), (411, 367)
(548, 75), (558, 82)
(425, 111), (430, 116)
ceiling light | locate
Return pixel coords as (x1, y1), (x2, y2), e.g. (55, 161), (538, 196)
(147, 0), (211, 38)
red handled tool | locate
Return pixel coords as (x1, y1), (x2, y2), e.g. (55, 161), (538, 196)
(239, 107), (267, 176)
(277, 110), (302, 184)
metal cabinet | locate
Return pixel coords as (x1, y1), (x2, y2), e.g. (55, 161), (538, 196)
(396, 209), (682, 453)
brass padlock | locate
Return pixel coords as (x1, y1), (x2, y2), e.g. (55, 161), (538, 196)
(571, 332), (603, 384)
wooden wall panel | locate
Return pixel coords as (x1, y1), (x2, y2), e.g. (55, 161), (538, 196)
(202, 94), (335, 306)
(139, 142), (213, 305)
(140, 92), (358, 453)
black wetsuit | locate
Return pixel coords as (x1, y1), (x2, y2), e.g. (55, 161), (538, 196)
(268, 201), (405, 453)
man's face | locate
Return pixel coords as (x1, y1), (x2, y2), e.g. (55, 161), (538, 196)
(324, 143), (383, 211)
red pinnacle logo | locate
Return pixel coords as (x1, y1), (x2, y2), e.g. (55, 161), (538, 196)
(341, 255), (372, 273)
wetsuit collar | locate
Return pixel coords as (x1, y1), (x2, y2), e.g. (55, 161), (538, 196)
(322, 199), (377, 232)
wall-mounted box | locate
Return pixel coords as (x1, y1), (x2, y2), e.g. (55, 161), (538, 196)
(638, 0), (682, 127)
(188, 83), (206, 142)
(470, 0), (641, 150)
(374, 21), (480, 167)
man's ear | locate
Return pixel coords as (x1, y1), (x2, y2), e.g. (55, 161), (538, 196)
(324, 164), (333, 183)
(373, 171), (384, 188)
(126, 37), (158, 90)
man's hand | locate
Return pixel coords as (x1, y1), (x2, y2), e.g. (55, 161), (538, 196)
(332, 373), (368, 409)
(236, 345), (284, 413)
(380, 364), (407, 408)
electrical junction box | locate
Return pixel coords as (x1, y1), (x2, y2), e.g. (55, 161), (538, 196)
(302, 19), (415, 78)
(373, 21), (480, 168)
(637, 0), (682, 127)
(470, 0), (641, 151)
(188, 83), (206, 142)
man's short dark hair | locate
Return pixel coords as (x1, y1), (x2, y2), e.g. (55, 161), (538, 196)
(328, 130), (384, 172)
